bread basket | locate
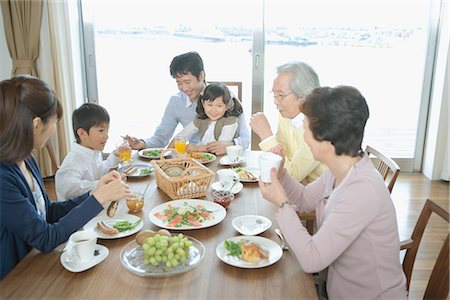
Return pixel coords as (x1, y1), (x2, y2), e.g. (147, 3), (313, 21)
(150, 151), (215, 200)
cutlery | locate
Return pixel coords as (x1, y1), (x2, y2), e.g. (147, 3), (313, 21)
(275, 228), (289, 250)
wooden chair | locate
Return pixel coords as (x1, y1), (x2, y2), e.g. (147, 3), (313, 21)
(300, 145), (401, 235)
(400, 199), (449, 299)
(365, 145), (400, 193)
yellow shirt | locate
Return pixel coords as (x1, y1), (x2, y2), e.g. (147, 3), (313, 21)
(258, 113), (327, 182)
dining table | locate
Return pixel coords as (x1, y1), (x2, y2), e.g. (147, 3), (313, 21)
(0, 150), (317, 299)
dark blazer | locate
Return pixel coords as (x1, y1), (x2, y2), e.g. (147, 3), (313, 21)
(0, 156), (103, 280)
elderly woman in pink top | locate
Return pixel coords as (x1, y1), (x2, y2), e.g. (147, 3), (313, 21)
(259, 86), (407, 299)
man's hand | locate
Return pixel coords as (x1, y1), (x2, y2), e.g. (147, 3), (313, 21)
(250, 112), (273, 140)
(123, 135), (145, 150)
(206, 141), (233, 156)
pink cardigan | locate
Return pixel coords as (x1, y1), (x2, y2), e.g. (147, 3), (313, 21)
(275, 153), (407, 299)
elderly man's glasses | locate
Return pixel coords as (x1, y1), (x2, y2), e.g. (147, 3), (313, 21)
(271, 91), (294, 100)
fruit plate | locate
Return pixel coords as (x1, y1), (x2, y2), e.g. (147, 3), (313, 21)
(120, 236), (205, 277)
(216, 236), (282, 269)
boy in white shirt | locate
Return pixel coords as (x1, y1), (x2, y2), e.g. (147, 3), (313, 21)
(55, 103), (123, 201)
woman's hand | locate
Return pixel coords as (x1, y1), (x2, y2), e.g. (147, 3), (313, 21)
(269, 144), (286, 178)
(250, 112), (273, 140)
(92, 171), (131, 205)
(258, 168), (288, 207)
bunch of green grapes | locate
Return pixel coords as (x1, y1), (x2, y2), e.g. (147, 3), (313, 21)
(142, 233), (193, 268)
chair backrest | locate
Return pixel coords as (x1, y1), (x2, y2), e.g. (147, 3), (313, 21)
(365, 145), (400, 193)
(401, 199), (449, 299)
(209, 81), (242, 101)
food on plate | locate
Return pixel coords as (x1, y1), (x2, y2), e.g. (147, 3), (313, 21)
(97, 221), (120, 235)
(189, 152), (214, 163)
(107, 200), (119, 217)
(112, 219), (142, 232)
(233, 167), (257, 181)
(143, 149), (162, 157)
(224, 239), (269, 264)
(136, 229), (172, 246)
(153, 202), (215, 228)
(123, 166), (137, 175)
(141, 232), (193, 267)
(139, 168), (153, 175)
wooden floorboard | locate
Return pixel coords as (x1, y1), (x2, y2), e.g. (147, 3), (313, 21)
(43, 173), (449, 299)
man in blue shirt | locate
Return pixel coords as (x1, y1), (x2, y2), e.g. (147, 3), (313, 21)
(124, 52), (250, 155)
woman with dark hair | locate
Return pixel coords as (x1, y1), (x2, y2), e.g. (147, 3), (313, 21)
(0, 75), (131, 280)
(259, 86), (406, 299)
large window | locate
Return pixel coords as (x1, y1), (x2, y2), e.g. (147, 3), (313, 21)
(81, 0), (441, 171)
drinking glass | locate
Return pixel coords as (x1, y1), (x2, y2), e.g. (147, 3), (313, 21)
(116, 139), (132, 172)
(174, 136), (188, 155)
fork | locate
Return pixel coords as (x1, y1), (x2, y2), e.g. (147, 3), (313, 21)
(275, 228), (289, 250)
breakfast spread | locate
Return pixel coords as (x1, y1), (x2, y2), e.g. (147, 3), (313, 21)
(153, 203), (215, 228)
(224, 239), (269, 264)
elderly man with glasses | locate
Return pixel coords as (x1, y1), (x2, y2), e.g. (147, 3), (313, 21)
(250, 61), (326, 184)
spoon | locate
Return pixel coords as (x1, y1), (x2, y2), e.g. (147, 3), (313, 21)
(275, 228), (289, 250)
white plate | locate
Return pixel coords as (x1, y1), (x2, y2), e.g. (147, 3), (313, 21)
(124, 163), (154, 177)
(216, 236), (283, 269)
(189, 152), (217, 164)
(120, 235), (205, 277)
(60, 244), (109, 273)
(232, 215), (272, 236)
(219, 156), (246, 166)
(149, 199), (226, 230)
(211, 181), (244, 194)
(138, 148), (172, 159)
(232, 167), (260, 183)
(84, 213), (143, 239)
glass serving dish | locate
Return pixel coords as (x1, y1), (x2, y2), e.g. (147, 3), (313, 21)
(120, 235), (205, 277)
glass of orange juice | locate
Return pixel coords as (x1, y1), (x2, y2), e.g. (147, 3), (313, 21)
(174, 135), (187, 155)
(116, 139), (131, 163)
(126, 192), (144, 213)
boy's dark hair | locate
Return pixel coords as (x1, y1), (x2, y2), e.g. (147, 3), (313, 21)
(72, 103), (109, 143)
(301, 85), (369, 157)
(169, 51), (204, 81)
(196, 83), (243, 119)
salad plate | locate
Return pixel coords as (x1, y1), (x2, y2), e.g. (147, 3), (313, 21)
(61, 244), (109, 273)
(219, 156), (246, 166)
(149, 199), (226, 230)
(211, 181), (243, 194)
(120, 235), (205, 277)
(232, 215), (272, 236)
(189, 152), (217, 164)
(138, 148), (172, 160)
(84, 213), (143, 239)
(232, 167), (260, 183)
(216, 236), (282, 269)
(123, 163), (153, 177)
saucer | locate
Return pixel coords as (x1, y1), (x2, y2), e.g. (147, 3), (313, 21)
(60, 244), (109, 273)
(211, 181), (243, 194)
(219, 156), (246, 166)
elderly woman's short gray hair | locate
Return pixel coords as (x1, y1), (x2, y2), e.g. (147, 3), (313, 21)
(276, 62), (320, 98)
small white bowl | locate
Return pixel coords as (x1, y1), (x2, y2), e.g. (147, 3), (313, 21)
(232, 215), (272, 236)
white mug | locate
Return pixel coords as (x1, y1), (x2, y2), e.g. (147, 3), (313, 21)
(258, 152), (283, 183)
(65, 230), (97, 263)
(226, 145), (243, 163)
(216, 169), (239, 190)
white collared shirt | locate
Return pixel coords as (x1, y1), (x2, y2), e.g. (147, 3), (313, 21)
(290, 112), (304, 128)
(55, 143), (120, 201)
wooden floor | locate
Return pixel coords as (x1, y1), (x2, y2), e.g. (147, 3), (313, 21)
(43, 173), (449, 299)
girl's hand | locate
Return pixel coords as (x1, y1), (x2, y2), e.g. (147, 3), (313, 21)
(258, 168), (288, 207)
(250, 112), (273, 140)
(92, 177), (131, 205)
(206, 141), (231, 156)
(269, 144), (286, 177)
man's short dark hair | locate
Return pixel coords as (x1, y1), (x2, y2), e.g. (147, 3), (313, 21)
(169, 51), (204, 80)
(72, 103), (110, 143)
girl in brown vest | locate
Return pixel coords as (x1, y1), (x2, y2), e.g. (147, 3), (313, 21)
(173, 83), (243, 153)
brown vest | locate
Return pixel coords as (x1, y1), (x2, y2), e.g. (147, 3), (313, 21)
(193, 116), (238, 141)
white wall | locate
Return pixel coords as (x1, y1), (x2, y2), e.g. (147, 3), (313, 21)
(0, 10), (13, 80)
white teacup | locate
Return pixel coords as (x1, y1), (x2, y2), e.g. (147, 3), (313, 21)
(65, 230), (97, 264)
(226, 145), (243, 163)
(258, 152), (283, 183)
(216, 169), (239, 190)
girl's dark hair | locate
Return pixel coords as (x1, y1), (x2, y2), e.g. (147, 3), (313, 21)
(72, 103), (110, 143)
(301, 85), (369, 156)
(0, 75), (62, 163)
(170, 51), (204, 81)
(196, 83), (243, 119)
